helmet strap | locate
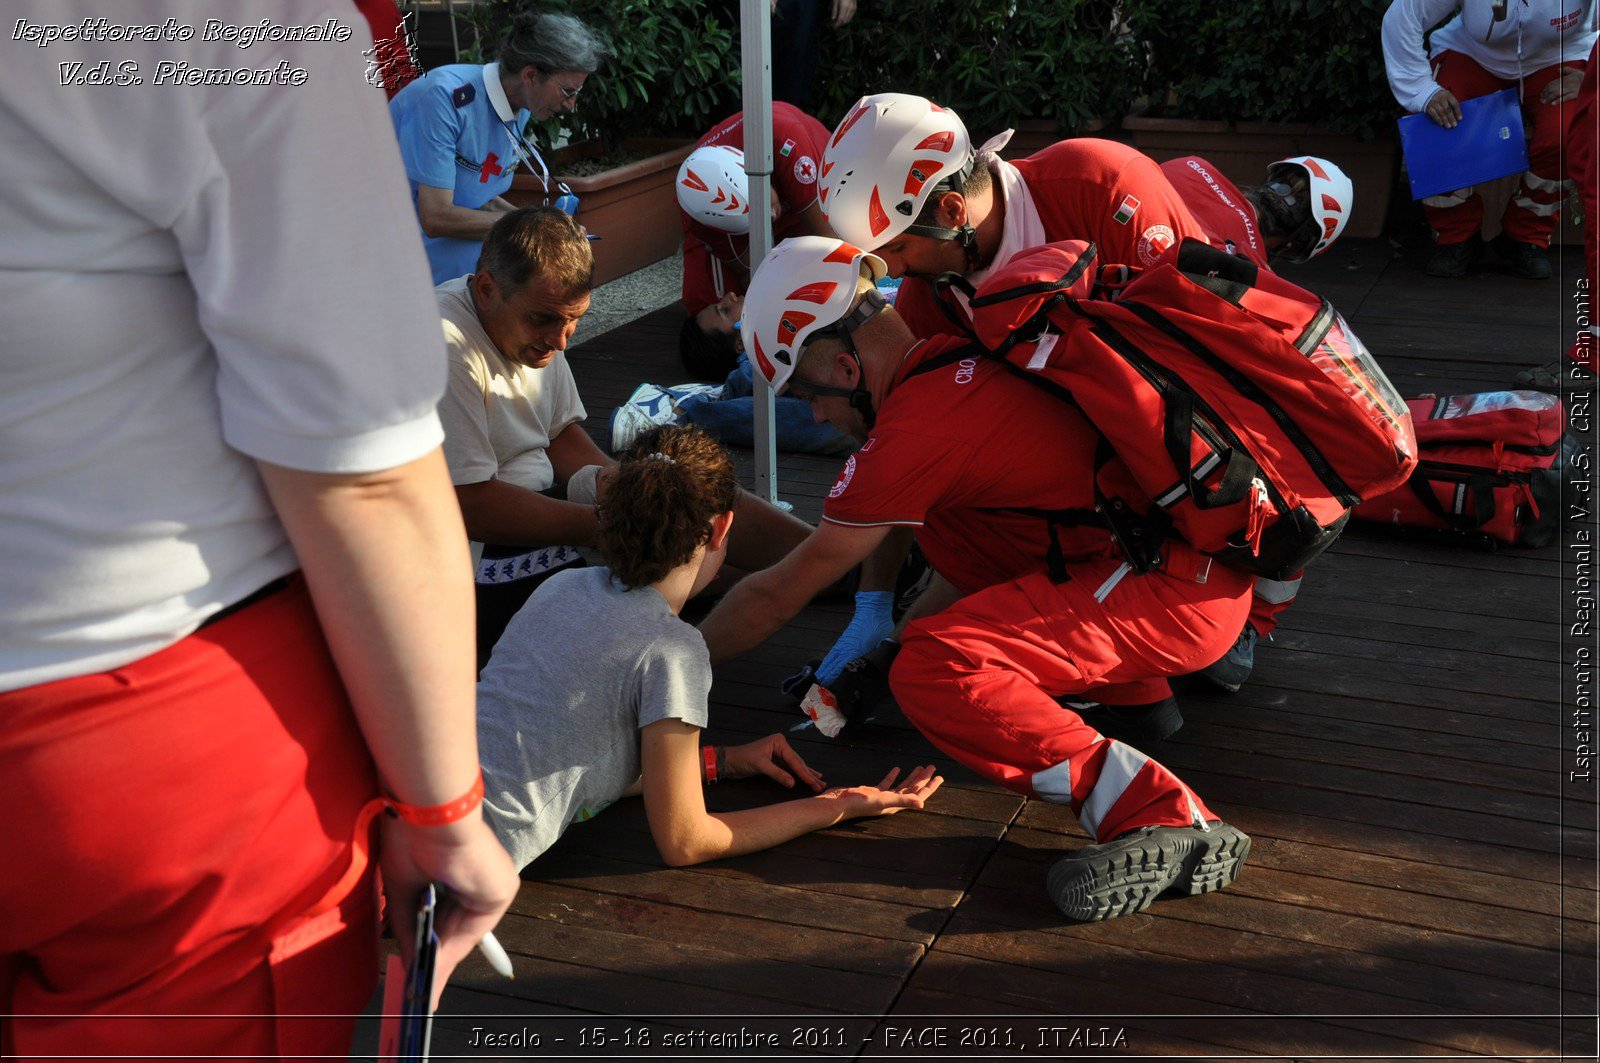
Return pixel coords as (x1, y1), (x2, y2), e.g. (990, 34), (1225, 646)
(904, 221), (982, 270)
(900, 155), (983, 269)
(803, 288), (888, 429)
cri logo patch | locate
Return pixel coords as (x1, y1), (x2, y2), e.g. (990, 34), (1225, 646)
(829, 455), (857, 499)
(1137, 224), (1176, 264)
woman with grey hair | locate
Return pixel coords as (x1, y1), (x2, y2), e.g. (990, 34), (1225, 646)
(389, 9), (609, 283)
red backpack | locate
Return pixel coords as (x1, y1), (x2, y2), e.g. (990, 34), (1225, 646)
(1352, 391), (1570, 547)
(955, 238), (1418, 578)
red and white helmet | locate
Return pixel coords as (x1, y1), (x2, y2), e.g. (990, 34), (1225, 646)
(676, 145), (751, 233)
(742, 236), (887, 392)
(1267, 156), (1354, 262)
(820, 93), (973, 251)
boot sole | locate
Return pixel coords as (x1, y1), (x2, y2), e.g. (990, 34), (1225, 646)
(1047, 823), (1252, 922)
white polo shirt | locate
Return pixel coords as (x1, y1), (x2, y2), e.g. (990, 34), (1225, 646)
(0, 0), (448, 690)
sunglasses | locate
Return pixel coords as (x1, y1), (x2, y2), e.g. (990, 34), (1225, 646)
(783, 376), (858, 402)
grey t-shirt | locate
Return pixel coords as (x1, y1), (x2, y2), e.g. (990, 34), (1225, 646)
(477, 566), (713, 869)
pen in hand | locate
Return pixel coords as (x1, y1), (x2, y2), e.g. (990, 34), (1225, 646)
(478, 931), (514, 979)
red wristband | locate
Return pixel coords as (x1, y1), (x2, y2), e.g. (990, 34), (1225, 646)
(702, 745), (719, 785)
(385, 770), (485, 826)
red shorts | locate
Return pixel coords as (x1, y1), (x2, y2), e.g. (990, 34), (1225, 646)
(0, 578), (381, 1061)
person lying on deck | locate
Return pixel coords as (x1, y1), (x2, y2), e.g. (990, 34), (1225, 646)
(475, 424), (944, 870)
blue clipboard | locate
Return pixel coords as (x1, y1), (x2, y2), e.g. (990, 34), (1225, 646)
(1398, 87), (1529, 200)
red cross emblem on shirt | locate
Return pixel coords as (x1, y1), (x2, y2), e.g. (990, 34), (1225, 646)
(479, 152), (503, 183)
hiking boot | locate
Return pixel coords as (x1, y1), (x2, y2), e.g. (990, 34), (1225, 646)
(1425, 236), (1483, 278)
(1491, 233), (1552, 280)
(1060, 696), (1183, 749)
(1047, 821), (1252, 922)
(1515, 357), (1596, 393)
(1196, 623), (1258, 694)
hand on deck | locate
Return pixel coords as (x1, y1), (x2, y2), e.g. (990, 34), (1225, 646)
(724, 733), (828, 791)
(820, 765), (944, 818)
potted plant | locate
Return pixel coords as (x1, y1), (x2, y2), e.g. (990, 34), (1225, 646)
(458, 0), (737, 283)
(1118, 0), (1398, 239)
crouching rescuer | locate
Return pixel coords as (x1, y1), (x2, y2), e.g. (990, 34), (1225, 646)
(696, 237), (1257, 921)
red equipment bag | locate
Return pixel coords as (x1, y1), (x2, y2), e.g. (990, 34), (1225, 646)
(959, 238), (1418, 579)
(1352, 390), (1570, 547)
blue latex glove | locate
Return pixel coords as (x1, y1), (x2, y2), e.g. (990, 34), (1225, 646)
(816, 591), (894, 686)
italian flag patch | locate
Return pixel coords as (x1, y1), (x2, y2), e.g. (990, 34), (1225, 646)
(1113, 195), (1140, 225)
(780, 138), (796, 158)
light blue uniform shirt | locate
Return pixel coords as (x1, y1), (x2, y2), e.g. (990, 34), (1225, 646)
(390, 62), (530, 284)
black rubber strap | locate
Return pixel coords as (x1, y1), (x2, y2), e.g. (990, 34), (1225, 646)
(1163, 389), (1256, 510)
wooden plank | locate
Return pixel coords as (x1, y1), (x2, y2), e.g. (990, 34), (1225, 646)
(523, 851), (942, 946)
(1170, 715), (1553, 796)
(913, 926), (1564, 1057)
(1176, 693), (1556, 770)
(950, 889), (1583, 1017)
(511, 880), (924, 978)
(453, 909), (903, 1015)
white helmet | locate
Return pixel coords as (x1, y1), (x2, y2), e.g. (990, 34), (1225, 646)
(677, 145), (751, 233)
(1266, 156), (1354, 262)
(820, 93), (974, 252)
(743, 236), (887, 393)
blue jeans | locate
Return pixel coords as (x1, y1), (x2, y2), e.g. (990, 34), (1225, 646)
(678, 356), (856, 457)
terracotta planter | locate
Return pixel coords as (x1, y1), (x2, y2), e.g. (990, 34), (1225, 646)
(1122, 116), (1397, 240)
(999, 117), (1108, 161)
(508, 137), (693, 286)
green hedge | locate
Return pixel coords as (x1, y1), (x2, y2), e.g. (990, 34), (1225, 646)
(810, 0), (1135, 139)
(1121, 0), (1395, 138)
(456, 0), (1395, 149)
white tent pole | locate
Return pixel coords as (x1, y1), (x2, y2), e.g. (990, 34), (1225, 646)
(739, 0), (778, 502)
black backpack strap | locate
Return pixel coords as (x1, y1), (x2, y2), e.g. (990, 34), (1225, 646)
(1407, 468), (1498, 532)
(968, 244), (1099, 360)
(1162, 389), (1257, 511)
(929, 272), (980, 340)
(902, 341), (985, 381)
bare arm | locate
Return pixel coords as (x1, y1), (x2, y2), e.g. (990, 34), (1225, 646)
(699, 520), (892, 663)
(416, 183), (510, 241)
(726, 491), (814, 572)
(546, 420), (614, 481)
(454, 477), (600, 547)
(256, 449), (517, 997)
(858, 525), (912, 593)
(641, 720), (941, 867)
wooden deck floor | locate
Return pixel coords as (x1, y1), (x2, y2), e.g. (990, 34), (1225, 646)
(420, 239), (1598, 1059)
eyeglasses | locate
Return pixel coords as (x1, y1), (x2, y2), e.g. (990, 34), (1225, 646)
(784, 376), (858, 403)
(552, 79), (583, 100)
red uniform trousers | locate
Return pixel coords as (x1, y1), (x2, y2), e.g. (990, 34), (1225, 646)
(1245, 569), (1302, 638)
(0, 579), (380, 1061)
(1569, 43), (1598, 370)
(1424, 50), (1582, 247)
(891, 542), (1253, 842)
